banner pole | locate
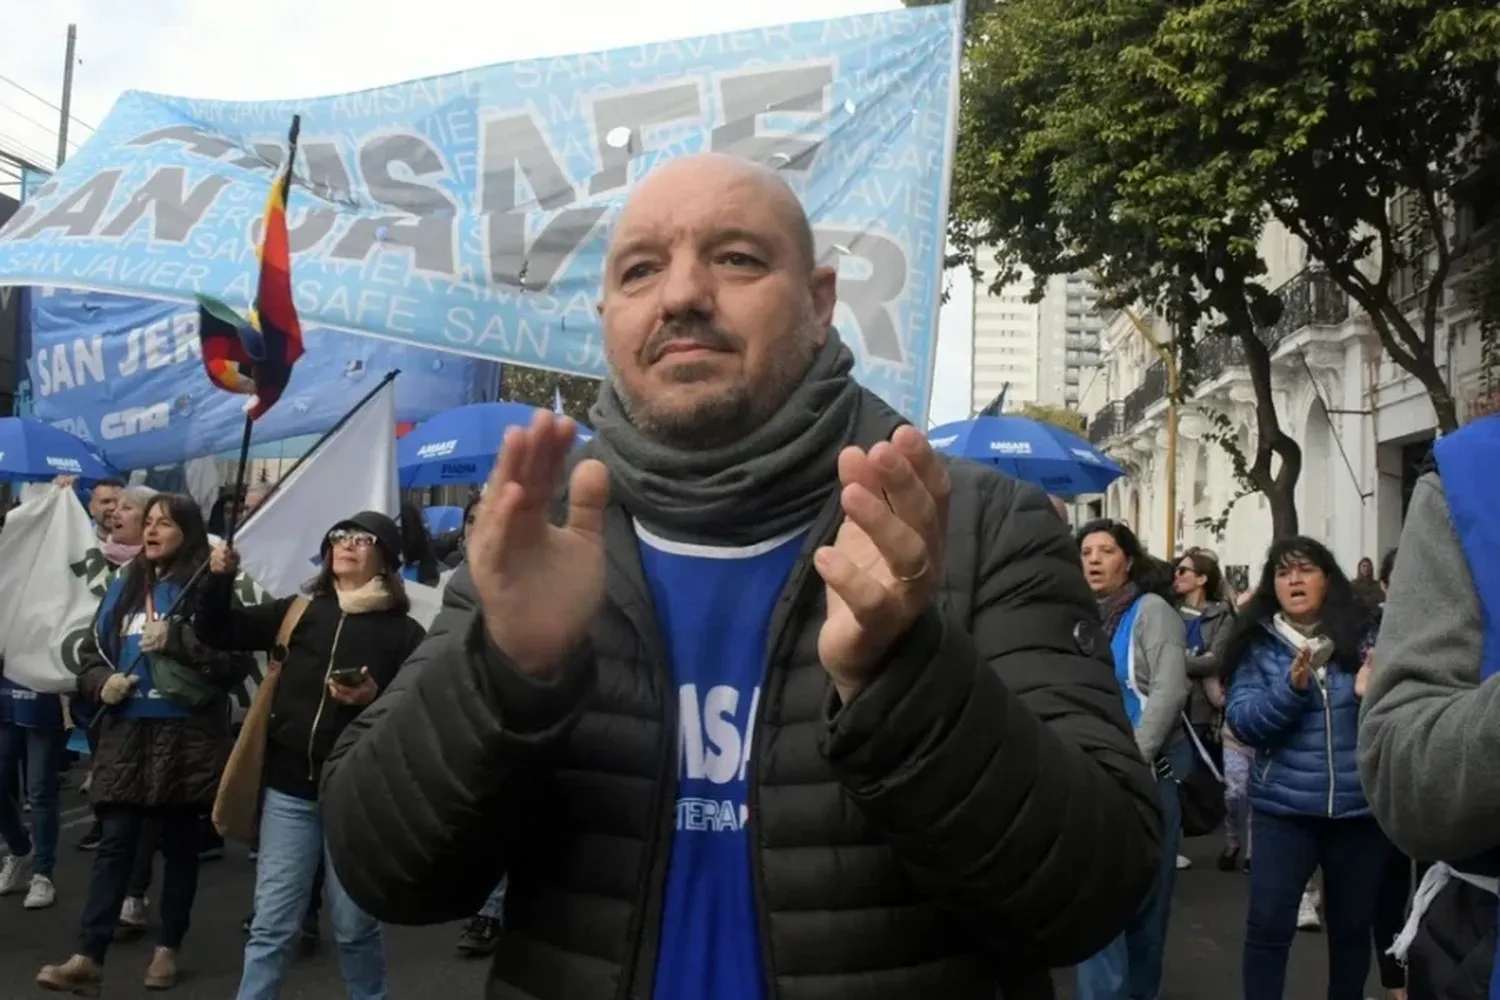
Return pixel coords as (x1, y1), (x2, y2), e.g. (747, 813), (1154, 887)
(236, 369), (401, 526)
(920, 0), (968, 429)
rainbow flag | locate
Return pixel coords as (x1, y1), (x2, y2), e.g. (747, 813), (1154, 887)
(196, 116), (306, 421)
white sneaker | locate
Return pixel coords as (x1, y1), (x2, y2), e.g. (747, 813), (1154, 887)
(0, 851), (32, 894)
(1297, 889), (1322, 931)
(23, 874), (55, 909)
(120, 895), (149, 928)
(1175, 854), (1192, 870)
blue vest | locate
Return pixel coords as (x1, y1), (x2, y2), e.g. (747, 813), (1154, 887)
(1432, 414), (1500, 1000)
(1111, 598), (1146, 728)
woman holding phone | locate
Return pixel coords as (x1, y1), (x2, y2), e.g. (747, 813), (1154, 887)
(1223, 537), (1386, 1000)
(193, 511), (426, 1000)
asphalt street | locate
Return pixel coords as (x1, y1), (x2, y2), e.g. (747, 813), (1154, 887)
(1, 785), (1377, 999)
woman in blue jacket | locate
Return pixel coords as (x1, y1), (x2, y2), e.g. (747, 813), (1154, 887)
(1224, 536), (1387, 1000)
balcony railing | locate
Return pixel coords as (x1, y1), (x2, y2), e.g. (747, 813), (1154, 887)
(1122, 361), (1167, 429)
(1261, 269), (1349, 344)
(1194, 270), (1350, 383)
(1087, 400), (1125, 445)
(1091, 270), (1353, 439)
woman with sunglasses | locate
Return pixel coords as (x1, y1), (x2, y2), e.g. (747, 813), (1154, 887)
(1174, 549), (1241, 871)
(193, 511), (426, 1000)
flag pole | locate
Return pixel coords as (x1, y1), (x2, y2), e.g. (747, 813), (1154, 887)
(223, 413), (255, 546)
(166, 368), (404, 607)
(89, 370), (401, 729)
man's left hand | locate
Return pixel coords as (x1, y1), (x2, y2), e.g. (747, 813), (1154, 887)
(814, 425), (949, 703)
(328, 667), (379, 708)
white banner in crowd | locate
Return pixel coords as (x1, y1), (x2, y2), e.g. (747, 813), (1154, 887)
(0, 487), (107, 694)
(0, 379), (443, 701)
(0, 486), (271, 698)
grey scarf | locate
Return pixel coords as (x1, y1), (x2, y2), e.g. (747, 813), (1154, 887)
(588, 329), (860, 545)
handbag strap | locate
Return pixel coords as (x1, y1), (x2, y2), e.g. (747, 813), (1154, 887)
(271, 598), (310, 666)
(1181, 711), (1225, 784)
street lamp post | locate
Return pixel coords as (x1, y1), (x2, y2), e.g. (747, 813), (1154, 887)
(1121, 307), (1178, 556)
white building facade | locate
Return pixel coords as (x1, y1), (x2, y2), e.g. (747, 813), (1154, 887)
(1078, 219), (1492, 589)
(972, 250), (1103, 414)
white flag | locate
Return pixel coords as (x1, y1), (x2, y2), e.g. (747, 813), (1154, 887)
(236, 379), (400, 599)
(0, 485), (276, 705)
(0, 486), (107, 693)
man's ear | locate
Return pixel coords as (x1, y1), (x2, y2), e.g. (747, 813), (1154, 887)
(810, 265), (838, 329)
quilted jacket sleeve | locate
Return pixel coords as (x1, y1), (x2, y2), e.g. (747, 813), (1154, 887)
(1225, 639), (1313, 747)
(820, 469), (1161, 968)
(319, 565), (598, 925)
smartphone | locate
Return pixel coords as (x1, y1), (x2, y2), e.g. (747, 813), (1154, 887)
(329, 667), (364, 688)
(1305, 635), (1335, 669)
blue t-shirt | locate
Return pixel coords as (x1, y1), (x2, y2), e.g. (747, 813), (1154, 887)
(637, 522), (805, 1000)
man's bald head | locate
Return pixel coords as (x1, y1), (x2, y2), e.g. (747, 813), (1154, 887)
(596, 153), (838, 450)
(608, 154), (818, 273)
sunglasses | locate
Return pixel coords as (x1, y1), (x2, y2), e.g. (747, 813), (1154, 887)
(326, 529), (378, 549)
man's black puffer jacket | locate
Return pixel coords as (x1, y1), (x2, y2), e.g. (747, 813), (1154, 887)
(321, 394), (1162, 1000)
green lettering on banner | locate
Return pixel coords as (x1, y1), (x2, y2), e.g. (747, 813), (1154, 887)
(58, 624), (95, 676)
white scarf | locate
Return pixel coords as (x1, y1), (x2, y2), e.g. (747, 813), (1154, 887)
(1270, 614), (1327, 685)
(335, 576), (394, 615)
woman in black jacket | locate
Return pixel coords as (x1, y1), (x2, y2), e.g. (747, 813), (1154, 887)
(193, 510), (426, 1000)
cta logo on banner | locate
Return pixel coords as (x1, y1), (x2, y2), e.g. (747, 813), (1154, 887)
(0, 7), (961, 422)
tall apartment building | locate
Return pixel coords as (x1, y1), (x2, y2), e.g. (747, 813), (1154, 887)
(1038, 272), (1104, 407)
(971, 251), (1041, 414)
(971, 250), (1103, 414)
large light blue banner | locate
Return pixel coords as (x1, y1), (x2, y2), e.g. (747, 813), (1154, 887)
(28, 289), (498, 469)
(0, 7), (960, 422)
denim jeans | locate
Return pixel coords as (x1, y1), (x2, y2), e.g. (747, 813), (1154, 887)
(0, 723), (66, 877)
(1242, 811), (1390, 1000)
(478, 877), (509, 921)
(1076, 737), (1194, 1000)
(236, 790), (386, 1000)
(76, 805), (200, 962)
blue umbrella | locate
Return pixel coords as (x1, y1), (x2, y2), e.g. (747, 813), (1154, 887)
(422, 505), (464, 537)
(927, 416), (1125, 498)
(0, 417), (120, 483)
(397, 402), (595, 487)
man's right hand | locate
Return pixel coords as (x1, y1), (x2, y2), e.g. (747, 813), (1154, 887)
(469, 411), (610, 678)
(210, 543), (240, 576)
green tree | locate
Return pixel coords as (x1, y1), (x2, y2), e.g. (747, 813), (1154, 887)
(1015, 401), (1085, 435)
(1137, 0), (1500, 434)
(925, 0), (1302, 536)
(499, 365), (603, 428)
(902, 0), (1004, 28)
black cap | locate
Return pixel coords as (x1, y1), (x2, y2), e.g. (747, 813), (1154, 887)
(325, 510), (402, 569)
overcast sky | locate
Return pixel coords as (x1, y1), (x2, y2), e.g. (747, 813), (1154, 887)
(0, 0), (974, 425)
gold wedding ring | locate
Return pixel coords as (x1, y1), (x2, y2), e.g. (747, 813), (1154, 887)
(894, 560), (930, 584)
